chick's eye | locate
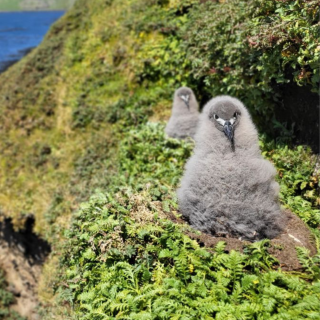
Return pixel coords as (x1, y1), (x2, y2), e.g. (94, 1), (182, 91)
(214, 114), (219, 120)
(233, 112), (238, 118)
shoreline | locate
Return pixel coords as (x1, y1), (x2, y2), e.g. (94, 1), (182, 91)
(0, 47), (34, 73)
(0, 10), (66, 13)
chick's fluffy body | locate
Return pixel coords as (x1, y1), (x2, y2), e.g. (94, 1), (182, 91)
(165, 87), (199, 139)
(177, 96), (285, 241)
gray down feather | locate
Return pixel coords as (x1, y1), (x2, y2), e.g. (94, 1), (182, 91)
(165, 87), (199, 139)
(177, 95), (286, 241)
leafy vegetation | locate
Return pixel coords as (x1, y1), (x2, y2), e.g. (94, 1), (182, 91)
(62, 191), (320, 320)
(54, 124), (319, 319)
(183, 0), (319, 127)
(0, 0), (319, 319)
(261, 140), (320, 230)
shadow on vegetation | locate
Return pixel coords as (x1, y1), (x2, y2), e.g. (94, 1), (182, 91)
(0, 216), (51, 265)
(273, 70), (320, 153)
(0, 47), (34, 73)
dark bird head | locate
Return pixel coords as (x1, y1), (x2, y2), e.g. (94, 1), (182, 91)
(208, 100), (241, 150)
(176, 87), (193, 111)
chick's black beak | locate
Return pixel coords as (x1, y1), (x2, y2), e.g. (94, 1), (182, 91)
(223, 121), (234, 144)
(184, 100), (190, 111)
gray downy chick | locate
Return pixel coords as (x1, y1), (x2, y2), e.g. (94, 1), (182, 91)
(165, 87), (200, 139)
(177, 95), (285, 241)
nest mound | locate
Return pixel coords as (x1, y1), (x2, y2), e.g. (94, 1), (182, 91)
(170, 210), (316, 271)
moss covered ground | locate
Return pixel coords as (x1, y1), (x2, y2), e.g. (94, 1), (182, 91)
(0, 0), (319, 318)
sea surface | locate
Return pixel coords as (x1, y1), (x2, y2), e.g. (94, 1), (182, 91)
(0, 11), (65, 72)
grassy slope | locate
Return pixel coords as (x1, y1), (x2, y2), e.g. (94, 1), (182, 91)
(0, 0), (319, 318)
(0, 0), (182, 238)
(0, 0), (127, 235)
(0, 0), (75, 11)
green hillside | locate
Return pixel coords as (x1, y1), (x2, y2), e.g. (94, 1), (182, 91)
(0, 0), (319, 318)
(0, 0), (75, 11)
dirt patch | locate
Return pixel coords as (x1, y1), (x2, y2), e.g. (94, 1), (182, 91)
(270, 209), (316, 270)
(0, 216), (51, 320)
(168, 209), (316, 271)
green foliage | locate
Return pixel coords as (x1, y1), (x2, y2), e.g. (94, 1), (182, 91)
(62, 190), (320, 319)
(261, 140), (320, 228)
(136, 34), (192, 89)
(248, 0), (320, 88)
(244, 240), (279, 272)
(131, 1), (198, 91)
(182, 0), (319, 125)
(106, 93), (157, 128)
(0, 0), (319, 318)
(296, 241), (320, 281)
(58, 122), (320, 318)
(116, 122), (193, 189)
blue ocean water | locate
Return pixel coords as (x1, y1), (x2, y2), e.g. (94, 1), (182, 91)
(0, 11), (65, 72)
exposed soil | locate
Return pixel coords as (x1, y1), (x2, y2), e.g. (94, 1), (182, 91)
(168, 209), (316, 271)
(0, 216), (51, 320)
